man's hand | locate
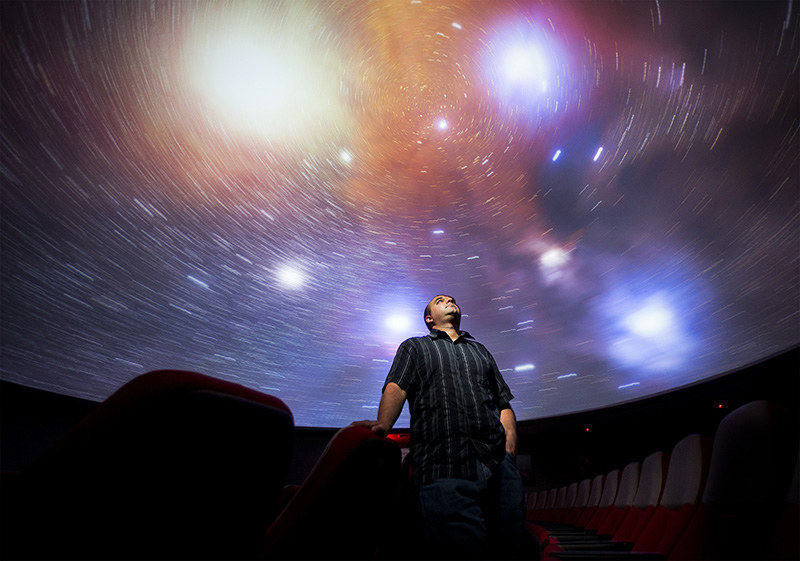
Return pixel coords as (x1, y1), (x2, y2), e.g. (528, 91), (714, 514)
(348, 420), (388, 436)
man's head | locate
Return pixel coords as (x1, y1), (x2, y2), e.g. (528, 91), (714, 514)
(424, 294), (461, 331)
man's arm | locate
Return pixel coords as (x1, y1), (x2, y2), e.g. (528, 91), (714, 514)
(376, 382), (407, 433)
(500, 406), (518, 457)
(349, 382), (407, 436)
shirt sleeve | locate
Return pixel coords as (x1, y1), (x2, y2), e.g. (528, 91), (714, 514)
(382, 339), (418, 395)
(487, 351), (514, 410)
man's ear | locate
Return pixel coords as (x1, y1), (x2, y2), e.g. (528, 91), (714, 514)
(425, 315), (434, 329)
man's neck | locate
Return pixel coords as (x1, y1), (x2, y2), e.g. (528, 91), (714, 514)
(434, 324), (461, 342)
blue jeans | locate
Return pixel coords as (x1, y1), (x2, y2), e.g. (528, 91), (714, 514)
(418, 453), (525, 560)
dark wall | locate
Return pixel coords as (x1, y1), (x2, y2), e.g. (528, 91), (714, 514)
(2, 346), (797, 490)
(516, 347), (799, 490)
(0, 382), (97, 472)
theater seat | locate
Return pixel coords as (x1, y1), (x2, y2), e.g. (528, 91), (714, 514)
(546, 469), (619, 544)
(774, 455), (799, 560)
(261, 425), (401, 559)
(1, 370), (295, 560)
(552, 461), (640, 548)
(669, 401), (797, 560)
(612, 452), (669, 545)
(542, 453), (666, 558)
(549, 433), (711, 560)
(528, 474), (603, 548)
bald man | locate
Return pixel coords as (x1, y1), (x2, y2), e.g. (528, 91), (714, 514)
(353, 294), (525, 559)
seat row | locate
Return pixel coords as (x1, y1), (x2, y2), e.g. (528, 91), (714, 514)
(526, 400), (798, 560)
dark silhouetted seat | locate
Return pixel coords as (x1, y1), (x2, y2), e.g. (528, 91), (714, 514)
(261, 425), (401, 559)
(1, 370), (294, 560)
(669, 401), (797, 560)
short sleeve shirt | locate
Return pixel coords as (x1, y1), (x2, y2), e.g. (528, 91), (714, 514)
(382, 329), (514, 485)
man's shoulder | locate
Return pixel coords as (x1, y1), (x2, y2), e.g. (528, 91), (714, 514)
(399, 335), (430, 348)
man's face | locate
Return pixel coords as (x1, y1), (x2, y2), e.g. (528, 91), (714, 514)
(426, 294), (461, 330)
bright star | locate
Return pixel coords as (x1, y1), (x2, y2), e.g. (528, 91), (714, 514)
(385, 313), (411, 334)
(436, 119), (448, 130)
(540, 248), (568, 268)
(624, 300), (674, 338)
(277, 265), (305, 289)
(503, 45), (548, 91)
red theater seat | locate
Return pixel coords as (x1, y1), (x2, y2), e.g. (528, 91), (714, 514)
(549, 433), (711, 560)
(612, 451), (669, 545)
(261, 425), (401, 559)
(542, 452), (667, 557)
(669, 401), (797, 560)
(1, 370), (295, 560)
(550, 461), (640, 550)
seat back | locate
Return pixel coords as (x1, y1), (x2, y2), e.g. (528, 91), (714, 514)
(544, 488), (558, 509)
(262, 425), (401, 559)
(564, 478), (592, 524)
(575, 474), (604, 526)
(775, 454), (799, 560)
(586, 469), (620, 529)
(669, 401), (797, 560)
(614, 451), (669, 543)
(554, 482), (579, 523)
(597, 461), (640, 535)
(3, 370), (294, 560)
(633, 434), (712, 555)
(554, 486), (568, 509)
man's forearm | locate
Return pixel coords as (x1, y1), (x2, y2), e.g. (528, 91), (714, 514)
(500, 407), (517, 456)
(377, 382), (407, 431)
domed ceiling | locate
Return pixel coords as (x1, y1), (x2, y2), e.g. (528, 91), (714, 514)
(2, 0), (797, 426)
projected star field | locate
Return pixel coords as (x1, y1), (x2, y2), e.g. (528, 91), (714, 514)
(2, 1), (798, 427)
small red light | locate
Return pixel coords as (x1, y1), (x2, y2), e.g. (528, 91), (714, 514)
(585, 427), (590, 432)
(718, 404), (723, 409)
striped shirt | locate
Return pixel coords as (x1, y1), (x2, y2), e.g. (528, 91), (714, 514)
(383, 329), (514, 485)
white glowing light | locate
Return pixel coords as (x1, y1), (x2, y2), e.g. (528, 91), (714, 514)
(552, 149), (562, 162)
(436, 118), (449, 130)
(452, 22), (462, 29)
(187, 5), (345, 141)
(557, 373), (578, 379)
(187, 275), (210, 289)
(277, 266), (304, 289)
(593, 146), (604, 162)
(623, 301), (674, 338)
(540, 248), (568, 268)
(339, 150), (353, 163)
(514, 363), (535, 372)
(503, 45), (548, 90)
(618, 382), (641, 389)
(432, 229), (445, 235)
(385, 313), (411, 334)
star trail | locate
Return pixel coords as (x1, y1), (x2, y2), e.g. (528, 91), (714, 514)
(1, 0), (798, 427)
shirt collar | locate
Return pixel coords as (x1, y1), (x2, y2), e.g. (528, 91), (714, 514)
(428, 329), (473, 341)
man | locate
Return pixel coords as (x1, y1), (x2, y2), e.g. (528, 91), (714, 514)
(353, 294), (525, 559)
